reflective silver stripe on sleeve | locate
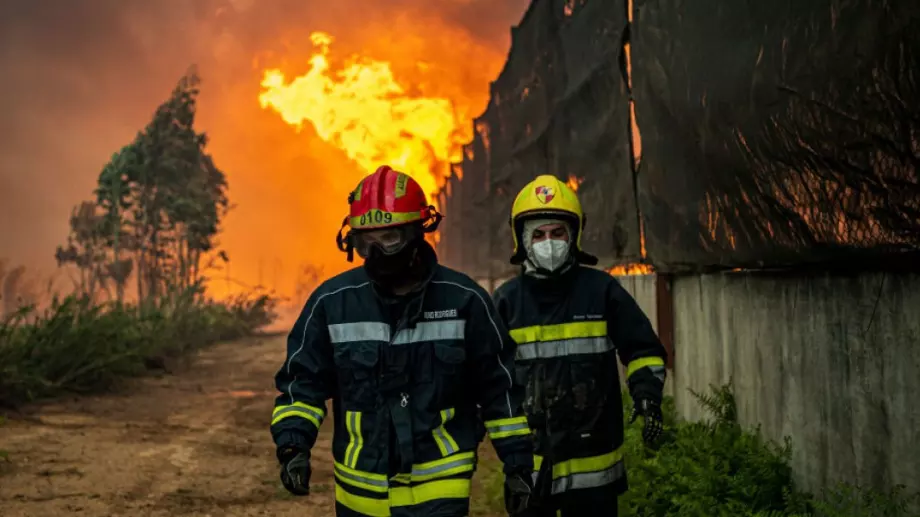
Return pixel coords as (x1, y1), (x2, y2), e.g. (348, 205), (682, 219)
(516, 336), (614, 360)
(650, 365), (667, 383)
(485, 420), (529, 435)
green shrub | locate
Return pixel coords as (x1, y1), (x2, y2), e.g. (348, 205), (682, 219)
(0, 288), (276, 407)
(620, 385), (802, 516)
(619, 385), (918, 516)
(471, 384), (919, 516)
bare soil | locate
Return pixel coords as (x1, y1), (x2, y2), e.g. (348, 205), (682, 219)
(0, 336), (502, 517)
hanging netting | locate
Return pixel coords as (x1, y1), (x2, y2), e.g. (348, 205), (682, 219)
(438, 0), (920, 275)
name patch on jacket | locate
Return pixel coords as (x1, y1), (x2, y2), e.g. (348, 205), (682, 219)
(424, 309), (458, 320)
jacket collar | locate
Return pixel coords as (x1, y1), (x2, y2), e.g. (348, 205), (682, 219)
(520, 263), (580, 302)
(371, 240), (438, 304)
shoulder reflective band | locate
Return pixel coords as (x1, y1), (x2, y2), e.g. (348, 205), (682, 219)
(344, 411), (364, 469)
(271, 401), (326, 430)
(510, 321), (612, 360)
(328, 320), (466, 345)
(534, 448), (625, 494)
(626, 356), (666, 382)
(484, 415), (530, 441)
(432, 408), (460, 456)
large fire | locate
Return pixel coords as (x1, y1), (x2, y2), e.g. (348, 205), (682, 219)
(258, 31), (469, 202)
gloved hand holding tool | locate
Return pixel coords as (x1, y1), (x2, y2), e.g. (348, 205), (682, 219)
(629, 398), (664, 445)
(504, 467), (535, 516)
(278, 446), (312, 496)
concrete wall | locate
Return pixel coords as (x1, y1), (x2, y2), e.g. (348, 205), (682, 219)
(612, 275), (677, 398)
(670, 271), (920, 494)
(613, 275), (658, 332)
(481, 268), (920, 494)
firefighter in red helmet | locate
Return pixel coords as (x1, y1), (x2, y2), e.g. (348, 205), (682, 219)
(271, 165), (535, 517)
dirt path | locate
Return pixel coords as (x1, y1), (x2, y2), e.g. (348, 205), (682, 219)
(0, 336), (336, 517)
(0, 336), (503, 517)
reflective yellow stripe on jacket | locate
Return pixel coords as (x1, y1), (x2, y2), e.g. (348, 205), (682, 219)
(510, 321), (612, 360)
(334, 451), (476, 517)
(534, 448), (625, 494)
(271, 401), (325, 430)
(627, 355), (667, 382)
(432, 408), (460, 456)
(344, 410), (364, 468)
(484, 415), (531, 441)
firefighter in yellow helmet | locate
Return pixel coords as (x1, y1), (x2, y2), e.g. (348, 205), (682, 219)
(491, 175), (668, 517)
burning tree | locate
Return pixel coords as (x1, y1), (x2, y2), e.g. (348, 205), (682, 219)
(57, 69), (230, 303)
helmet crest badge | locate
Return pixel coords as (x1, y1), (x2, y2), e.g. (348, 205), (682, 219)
(535, 185), (555, 204)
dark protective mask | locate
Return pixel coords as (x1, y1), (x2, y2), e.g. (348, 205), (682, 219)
(364, 243), (420, 288)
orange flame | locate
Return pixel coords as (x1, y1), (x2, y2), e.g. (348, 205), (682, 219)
(258, 31), (469, 203)
(565, 174), (584, 192)
(609, 263), (654, 276)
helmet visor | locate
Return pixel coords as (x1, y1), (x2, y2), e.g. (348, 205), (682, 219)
(351, 225), (418, 259)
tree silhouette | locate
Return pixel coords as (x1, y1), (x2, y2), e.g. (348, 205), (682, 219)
(59, 68), (230, 303)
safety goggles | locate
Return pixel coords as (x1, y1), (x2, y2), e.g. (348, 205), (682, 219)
(351, 224), (420, 259)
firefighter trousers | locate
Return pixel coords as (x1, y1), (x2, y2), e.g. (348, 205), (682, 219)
(531, 486), (619, 517)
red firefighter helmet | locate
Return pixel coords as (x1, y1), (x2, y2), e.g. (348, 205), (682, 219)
(336, 165), (442, 262)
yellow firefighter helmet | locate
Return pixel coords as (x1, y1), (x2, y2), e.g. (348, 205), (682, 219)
(508, 174), (598, 266)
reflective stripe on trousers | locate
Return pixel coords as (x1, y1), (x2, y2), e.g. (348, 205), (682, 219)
(334, 451), (476, 516)
(510, 321), (613, 360)
(533, 448), (624, 494)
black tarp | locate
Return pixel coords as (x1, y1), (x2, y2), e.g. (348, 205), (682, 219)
(440, 0), (920, 274)
(438, 0), (638, 277)
(632, 0), (920, 271)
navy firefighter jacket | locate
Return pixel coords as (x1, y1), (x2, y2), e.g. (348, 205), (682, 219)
(271, 243), (533, 514)
(493, 265), (667, 497)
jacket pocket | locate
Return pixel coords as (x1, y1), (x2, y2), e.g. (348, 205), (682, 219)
(334, 342), (380, 410)
(425, 342), (466, 406)
(433, 342), (466, 375)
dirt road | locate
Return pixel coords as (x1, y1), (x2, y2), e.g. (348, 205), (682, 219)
(0, 336), (502, 516)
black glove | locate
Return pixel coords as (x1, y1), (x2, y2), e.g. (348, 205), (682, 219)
(629, 397), (664, 445)
(278, 447), (311, 496)
(504, 468), (535, 516)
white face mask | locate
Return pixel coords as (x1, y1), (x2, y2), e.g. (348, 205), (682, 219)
(530, 238), (570, 272)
